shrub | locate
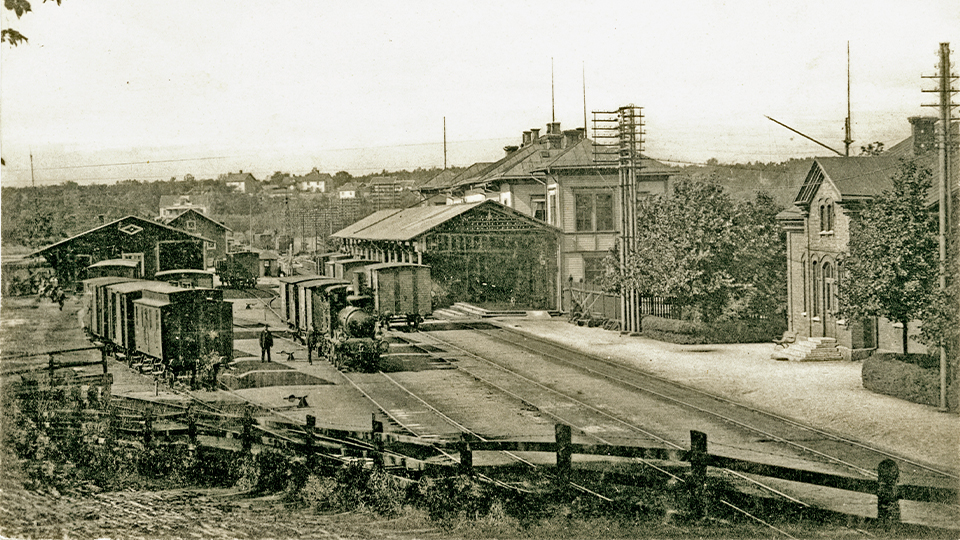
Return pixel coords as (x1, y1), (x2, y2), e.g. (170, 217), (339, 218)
(862, 353), (956, 410)
(641, 315), (786, 344)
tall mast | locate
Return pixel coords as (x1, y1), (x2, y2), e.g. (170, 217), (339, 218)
(844, 41), (853, 157)
(551, 57), (556, 124)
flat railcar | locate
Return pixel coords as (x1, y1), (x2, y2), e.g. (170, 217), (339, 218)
(154, 269), (215, 289)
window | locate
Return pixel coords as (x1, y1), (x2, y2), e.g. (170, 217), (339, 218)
(811, 260), (820, 318)
(575, 191), (615, 232)
(532, 196), (546, 222)
(823, 262), (835, 314)
(186, 219), (197, 231)
(583, 254), (608, 285)
(819, 200), (834, 232)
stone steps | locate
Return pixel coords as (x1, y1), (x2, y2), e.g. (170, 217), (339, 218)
(772, 336), (844, 361)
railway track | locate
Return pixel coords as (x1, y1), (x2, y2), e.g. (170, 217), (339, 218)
(417, 324), (957, 486)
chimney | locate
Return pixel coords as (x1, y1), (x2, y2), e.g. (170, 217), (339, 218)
(530, 128), (540, 142)
(546, 122), (562, 149)
(522, 131), (532, 147)
(908, 116), (937, 156)
(503, 145), (519, 157)
(239, 170), (243, 174)
(563, 129), (582, 148)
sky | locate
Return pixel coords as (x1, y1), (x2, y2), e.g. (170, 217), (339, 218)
(1, 0), (958, 188)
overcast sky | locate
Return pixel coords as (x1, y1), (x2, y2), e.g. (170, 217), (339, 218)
(1, 1), (958, 187)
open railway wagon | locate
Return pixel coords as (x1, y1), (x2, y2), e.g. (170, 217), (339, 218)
(327, 257), (375, 280)
(132, 283), (233, 377)
(85, 259), (141, 280)
(352, 262), (431, 328)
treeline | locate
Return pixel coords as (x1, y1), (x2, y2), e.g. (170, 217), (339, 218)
(1, 167), (450, 248)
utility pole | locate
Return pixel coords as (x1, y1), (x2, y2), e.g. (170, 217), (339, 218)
(443, 117), (447, 170)
(30, 151), (36, 187)
(922, 42), (957, 411)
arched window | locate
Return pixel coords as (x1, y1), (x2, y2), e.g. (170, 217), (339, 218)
(826, 203), (834, 232)
(823, 261), (835, 313)
(819, 200), (835, 233)
(811, 260), (820, 318)
(819, 203), (826, 232)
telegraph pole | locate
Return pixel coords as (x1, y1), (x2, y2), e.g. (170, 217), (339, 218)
(923, 42), (957, 411)
(443, 117), (447, 170)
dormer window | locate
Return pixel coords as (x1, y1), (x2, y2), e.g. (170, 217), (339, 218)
(185, 219), (197, 231)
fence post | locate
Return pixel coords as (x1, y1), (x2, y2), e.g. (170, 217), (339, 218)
(241, 406), (255, 453)
(877, 459), (900, 527)
(371, 413), (384, 468)
(687, 430), (708, 518)
(142, 405), (154, 447)
(304, 414), (316, 453)
(555, 424), (572, 489)
(457, 433), (474, 475)
(101, 346), (109, 374)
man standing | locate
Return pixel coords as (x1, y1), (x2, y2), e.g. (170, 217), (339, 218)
(259, 325), (273, 363)
(306, 324), (319, 365)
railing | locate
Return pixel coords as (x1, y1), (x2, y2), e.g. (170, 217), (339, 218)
(565, 282), (678, 323)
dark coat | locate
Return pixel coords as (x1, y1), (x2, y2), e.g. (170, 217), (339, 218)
(259, 328), (274, 349)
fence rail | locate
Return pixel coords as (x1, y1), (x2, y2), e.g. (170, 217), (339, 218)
(565, 283), (678, 322)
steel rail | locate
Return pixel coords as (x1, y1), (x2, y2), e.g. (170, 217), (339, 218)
(417, 331), (811, 513)
(485, 323), (958, 481)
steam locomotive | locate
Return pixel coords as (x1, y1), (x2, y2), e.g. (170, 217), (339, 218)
(279, 260), (431, 372)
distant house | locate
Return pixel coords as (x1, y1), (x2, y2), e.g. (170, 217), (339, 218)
(222, 171), (257, 193)
(258, 249), (280, 277)
(159, 194), (210, 220)
(338, 182), (363, 199)
(776, 116), (954, 358)
(297, 168), (332, 193)
(31, 215), (211, 283)
(164, 208), (232, 268)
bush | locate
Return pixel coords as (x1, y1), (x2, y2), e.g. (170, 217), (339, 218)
(300, 462), (405, 516)
(863, 353), (956, 410)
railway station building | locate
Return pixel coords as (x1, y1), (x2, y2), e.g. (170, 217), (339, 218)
(416, 121), (676, 312)
(332, 199), (561, 311)
(163, 208), (231, 268)
(31, 215), (212, 284)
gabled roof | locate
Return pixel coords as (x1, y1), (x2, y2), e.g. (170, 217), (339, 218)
(31, 215), (213, 257)
(222, 172), (257, 183)
(338, 182), (364, 191)
(795, 156), (902, 206)
(418, 163), (495, 191)
(166, 208), (233, 232)
(159, 194), (210, 208)
(332, 199), (559, 242)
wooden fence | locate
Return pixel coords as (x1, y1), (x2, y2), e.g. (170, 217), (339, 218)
(565, 283), (678, 323)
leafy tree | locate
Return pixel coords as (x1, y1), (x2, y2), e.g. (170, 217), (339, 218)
(728, 191), (787, 320)
(839, 158), (938, 354)
(2, 0), (62, 46)
(859, 142), (885, 156)
(614, 176), (738, 323)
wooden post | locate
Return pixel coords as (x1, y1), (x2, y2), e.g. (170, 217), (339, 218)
(877, 459), (900, 527)
(688, 430), (708, 518)
(555, 424), (572, 488)
(371, 413), (384, 468)
(304, 414), (316, 452)
(142, 406), (154, 447)
(457, 433), (474, 475)
(101, 346), (108, 374)
(241, 406), (254, 453)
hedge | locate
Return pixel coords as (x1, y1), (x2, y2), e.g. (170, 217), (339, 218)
(862, 353), (958, 411)
(641, 316), (786, 345)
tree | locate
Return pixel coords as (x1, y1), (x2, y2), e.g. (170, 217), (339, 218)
(728, 191), (787, 320)
(839, 158), (938, 354)
(613, 176), (738, 323)
(859, 142), (885, 156)
(2, 0), (62, 46)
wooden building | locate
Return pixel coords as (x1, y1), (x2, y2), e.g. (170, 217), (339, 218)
(333, 199), (560, 310)
(31, 216), (212, 284)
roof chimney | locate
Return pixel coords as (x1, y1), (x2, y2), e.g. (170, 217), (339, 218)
(504, 145), (519, 157)
(530, 128), (540, 142)
(563, 129), (582, 148)
(522, 131), (532, 147)
(546, 122), (562, 149)
(908, 116), (937, 156)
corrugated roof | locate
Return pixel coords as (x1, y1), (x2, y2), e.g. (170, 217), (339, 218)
(332, 203), (483, 241)
(537, 138), (677, 174)
(88, 258), (140, 268)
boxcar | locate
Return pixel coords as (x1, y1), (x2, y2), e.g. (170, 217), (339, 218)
(154, 269), (215, 289)
(356, 263), (432, 318)
(278, 274), (322, 325)
(317, 252), (351, 277)
(105, 280), (165, 355)
(133, 284), (233, 365)
(330, 258), (375, 280)
(82, 276), (138, 338)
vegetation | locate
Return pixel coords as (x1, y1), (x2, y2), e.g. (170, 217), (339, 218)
(2, 0), (62, 46)
(605, 174), (786, 325)
(839, 158), (939, 354)
(862, 353), (958, 410)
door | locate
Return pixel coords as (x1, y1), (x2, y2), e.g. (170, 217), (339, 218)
(822, 262), (837, 339)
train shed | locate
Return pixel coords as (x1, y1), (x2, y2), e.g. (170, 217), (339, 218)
(332, 199), (560, 311)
